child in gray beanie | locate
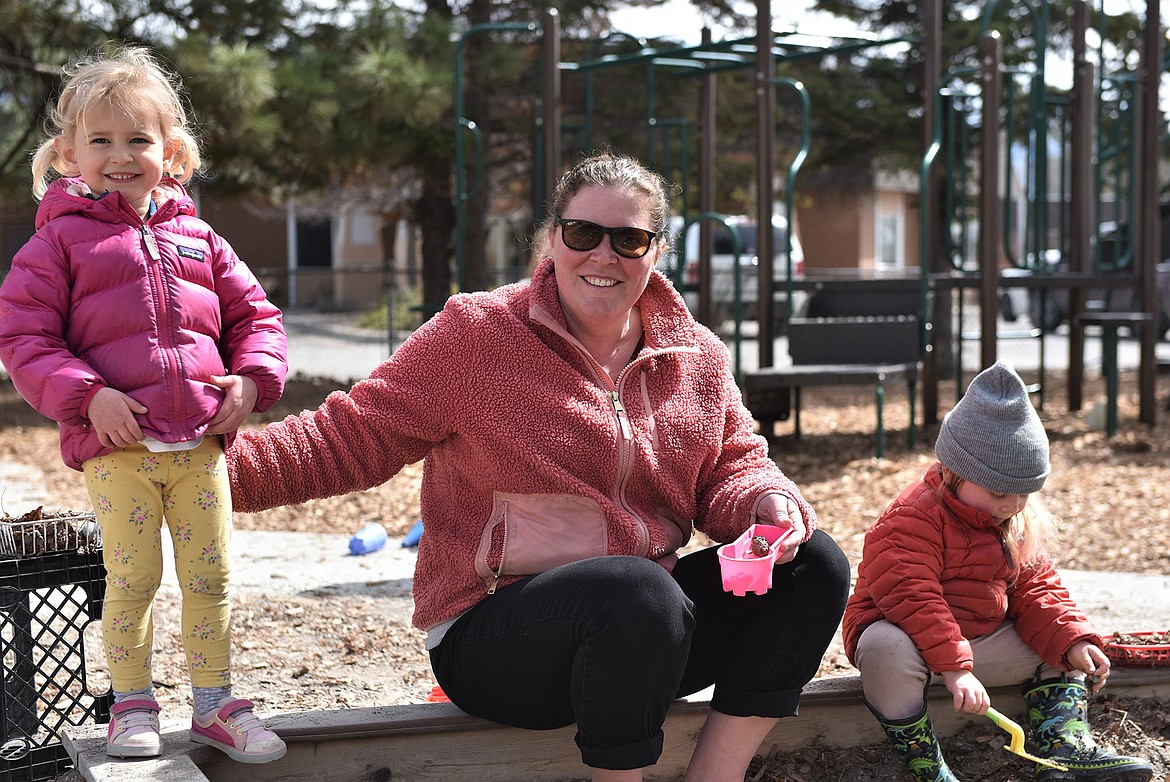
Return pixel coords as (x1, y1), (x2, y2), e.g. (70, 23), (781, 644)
(840, 362), (1152, 782)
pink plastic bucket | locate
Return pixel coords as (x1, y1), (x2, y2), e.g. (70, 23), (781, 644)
(717, 524), (797, 596)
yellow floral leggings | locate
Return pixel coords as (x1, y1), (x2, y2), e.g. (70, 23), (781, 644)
(84, 438), (232, 693)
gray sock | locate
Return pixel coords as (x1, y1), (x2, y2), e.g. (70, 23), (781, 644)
(193, 686), (232, 717)
(113, 686), (155, 704)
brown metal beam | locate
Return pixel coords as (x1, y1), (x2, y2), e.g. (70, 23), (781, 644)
(978, 31), (1003, 373)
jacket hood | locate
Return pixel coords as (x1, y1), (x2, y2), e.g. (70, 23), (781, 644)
(36, 176), (196, 229)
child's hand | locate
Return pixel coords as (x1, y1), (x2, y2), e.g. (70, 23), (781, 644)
(87, 387), (147, 448)
(206, 374), (258, 435)
(1066, 640), (1111, 693)
(941, 670), (990, 714)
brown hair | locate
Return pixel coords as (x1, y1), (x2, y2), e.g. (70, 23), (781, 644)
(533, 150), (674, 260)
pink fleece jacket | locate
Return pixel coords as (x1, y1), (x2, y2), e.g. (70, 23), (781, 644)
(227, 258), (815, 631)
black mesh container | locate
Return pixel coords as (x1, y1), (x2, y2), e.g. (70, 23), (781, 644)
(0, 513), (111, 781)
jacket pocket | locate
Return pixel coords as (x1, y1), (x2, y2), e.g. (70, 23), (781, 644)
(475, 492), (608, 588)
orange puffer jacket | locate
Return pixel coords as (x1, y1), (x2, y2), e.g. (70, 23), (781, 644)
(842, 464), (1101, 674)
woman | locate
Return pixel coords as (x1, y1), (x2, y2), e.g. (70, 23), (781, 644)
(227, 151), (850, 781)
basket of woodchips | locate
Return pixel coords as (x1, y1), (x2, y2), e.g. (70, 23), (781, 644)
(1103, 631), (1170, 668)
(0, 506), (101, 559)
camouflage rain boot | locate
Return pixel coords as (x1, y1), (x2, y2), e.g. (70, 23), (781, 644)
(876, 706), (961, 782)
(1023, 676), (1154, 781)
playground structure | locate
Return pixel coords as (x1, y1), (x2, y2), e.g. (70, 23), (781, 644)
(929, 0), (1164, 430)
(48, 4), (1170, 781)
(453, 0), (1165, 435)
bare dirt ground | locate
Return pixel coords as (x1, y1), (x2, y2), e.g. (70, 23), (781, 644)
(4, 367), (1169, 781)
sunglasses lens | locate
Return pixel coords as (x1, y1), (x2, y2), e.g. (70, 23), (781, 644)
(559, 220), (654, 258)
(561, 221), (604, 252)
(611, 228), (653, 258)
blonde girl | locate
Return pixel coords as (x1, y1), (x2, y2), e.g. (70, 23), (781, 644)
(30, 47), (200, 201)
(0, 45), (288, 764)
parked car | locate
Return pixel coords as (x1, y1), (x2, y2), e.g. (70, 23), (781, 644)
(1024, 246), (1170, 338)
(658, 214), (806, 332)
(999, 261), (1048, 324)
(1020, 209), (1170, 338)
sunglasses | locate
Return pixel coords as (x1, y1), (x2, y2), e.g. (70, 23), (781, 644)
(557, 219), (659, 259)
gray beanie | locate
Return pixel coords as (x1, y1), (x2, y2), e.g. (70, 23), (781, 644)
(935, 362), (1050, 494)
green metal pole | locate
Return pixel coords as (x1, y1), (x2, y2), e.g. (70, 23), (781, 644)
(771, 77), (810, 332)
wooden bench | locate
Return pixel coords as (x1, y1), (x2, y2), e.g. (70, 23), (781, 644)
(1075, 311), (1152, 436)
(744, 310), (922, 457)
(745, 359), (920, 457)
(61, 669), (1170, 781)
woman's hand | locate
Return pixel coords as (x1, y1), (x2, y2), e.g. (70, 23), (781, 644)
(1066, 640), (1111, 693)
(87, 387), (147, 448)
(941, 670), (990, 714)
(206, 374), (258, 435)
(756, 493), (806, 564)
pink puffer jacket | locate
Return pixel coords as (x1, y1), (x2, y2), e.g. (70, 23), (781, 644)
(0, 178), (287, 470)
(228, 258), (816, 632)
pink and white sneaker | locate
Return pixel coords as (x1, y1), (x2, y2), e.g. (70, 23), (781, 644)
(107, 698), (162, 758)
(190, 697), (286, 764)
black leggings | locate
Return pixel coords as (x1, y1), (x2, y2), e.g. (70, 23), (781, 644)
(429, 529), (850, 771)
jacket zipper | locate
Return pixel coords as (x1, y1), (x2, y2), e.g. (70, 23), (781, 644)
(608, 366), (650, 557)
(608, 389), (633, 441)
(141, 225), (185, 424)
(486, 514), (506, 594)
(999, 527), (1016, 573)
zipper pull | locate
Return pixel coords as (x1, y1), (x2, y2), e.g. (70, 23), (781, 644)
(487, 573), (500, 595)
(140, 225), (162, 261)
(609, 390), (633, 440)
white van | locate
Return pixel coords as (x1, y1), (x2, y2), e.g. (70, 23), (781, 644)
(659, 214), (806, 332)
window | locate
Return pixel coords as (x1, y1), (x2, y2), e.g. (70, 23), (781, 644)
(876, 208), (904, 270)
(296, 217), (332, 268)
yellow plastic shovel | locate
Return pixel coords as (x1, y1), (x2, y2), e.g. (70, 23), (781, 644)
(985, 707), (1069, 771)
